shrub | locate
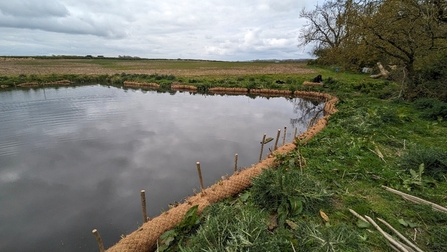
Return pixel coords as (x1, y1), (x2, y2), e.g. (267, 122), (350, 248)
(413, 98), (447, 120)
(251, 168), (332, 226)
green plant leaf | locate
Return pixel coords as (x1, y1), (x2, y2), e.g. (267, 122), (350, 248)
(356, 220), (371, 228)
(398, 219), (408, 227)
(164, 235), (175, 246)
(410, 169), (417, 178)
(418, 163), (424, 175)
(359, 234), (368, 241)
(160, 229), (177, 247)
(239, 191), (251, 202)
(179, 205), (199, 228)
(184, 205), (199, 220)
(289, 197), (303, 215)
(407, 221), (418, 228)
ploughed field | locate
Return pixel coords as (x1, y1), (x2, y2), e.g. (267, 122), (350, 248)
(0, 57), (315, 77)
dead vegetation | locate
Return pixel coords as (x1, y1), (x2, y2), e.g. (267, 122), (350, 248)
(0, 58), (315, 77)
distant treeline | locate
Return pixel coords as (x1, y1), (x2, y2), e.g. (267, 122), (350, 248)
(0, 55), (310, 63)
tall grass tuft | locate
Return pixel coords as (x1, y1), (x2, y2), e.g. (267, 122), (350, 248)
(291, 221), (366, 252)
(181, 203), (290, 252)
(251, 167), (332, 226)
(400, 146), (447, 180)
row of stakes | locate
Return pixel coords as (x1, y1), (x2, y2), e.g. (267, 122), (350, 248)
(92, 126), (298, 252)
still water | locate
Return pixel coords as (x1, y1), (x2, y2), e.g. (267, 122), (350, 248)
(0, 85), (324, 251)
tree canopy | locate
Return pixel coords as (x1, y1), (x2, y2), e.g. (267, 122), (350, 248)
(299, 0), (447, 101)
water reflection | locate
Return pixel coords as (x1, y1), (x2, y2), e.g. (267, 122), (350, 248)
(0, 85), (323, 251)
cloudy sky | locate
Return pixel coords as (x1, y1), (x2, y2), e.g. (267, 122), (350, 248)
(0, 0), (318, 61)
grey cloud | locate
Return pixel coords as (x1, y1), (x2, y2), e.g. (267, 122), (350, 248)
(0, 0), (68, 18)
(0, 0), (130, 38)
(0, 12), (127, 38)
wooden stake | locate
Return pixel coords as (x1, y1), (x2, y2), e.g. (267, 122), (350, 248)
(382, 185), (447, 213)
(377, 218), (424, 252)
(364, 216), (409, 252)
(348, 209), (368, 223)
(259, 133), (266, 162)
(92, 229), (105, 252)
(282, 126), (287, 146)
(274, 129), (281, 150)
(296, 140), (303, 174)
(294, 127), (297, 138)
(234, 153), (238, 173)
(196, 162), (205, 193)
(140, 190), (148, 223)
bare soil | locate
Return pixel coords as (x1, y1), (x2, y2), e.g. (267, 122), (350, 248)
(0, 58), (315, 77)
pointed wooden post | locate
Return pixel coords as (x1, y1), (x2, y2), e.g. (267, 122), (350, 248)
(294, 127), (297, 138)
(282, 126), (287, 146)
(92, 229), (105, 252)
(234, 153), (238, 173)
(140, 190), (148, 223)
(196, 162), (205, 193)
(259, 133), (266, 162)
(274, 129), (281, 150)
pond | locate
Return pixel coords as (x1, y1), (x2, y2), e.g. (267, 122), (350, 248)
(0, 85), (324, 252)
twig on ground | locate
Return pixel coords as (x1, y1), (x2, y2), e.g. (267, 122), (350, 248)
(364, 215), (410, 252)
(382, 186), (447, 213)
(369, 142), (386, 162)
(348, 208), (368, 223)
(377, 218), (424, 252)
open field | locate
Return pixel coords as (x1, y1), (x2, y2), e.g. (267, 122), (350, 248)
(0, 57), (314, 77)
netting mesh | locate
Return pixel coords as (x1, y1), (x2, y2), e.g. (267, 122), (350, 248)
(105, 90), (338, 252)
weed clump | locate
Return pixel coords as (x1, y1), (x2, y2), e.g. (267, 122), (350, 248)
(400, 146), (447, 181)
(181, 204), (290, 252)
(413, 98), (447, 121)
(290, 221), (366, 251)
(251, 167), (332, 226)
(158, 205), (202, 251)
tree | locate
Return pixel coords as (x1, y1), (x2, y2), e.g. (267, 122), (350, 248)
(299, 0), (447, 100)
(357, 0), (447, 75)
(354, 0), (447, 99)
(298, 0), (381, 69)
(298, 1), (352, 64)
(298, 0), (352, 50)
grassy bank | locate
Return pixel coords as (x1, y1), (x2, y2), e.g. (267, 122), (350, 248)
(1, 61), (446, 251)
(155, 71), (447, 251)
